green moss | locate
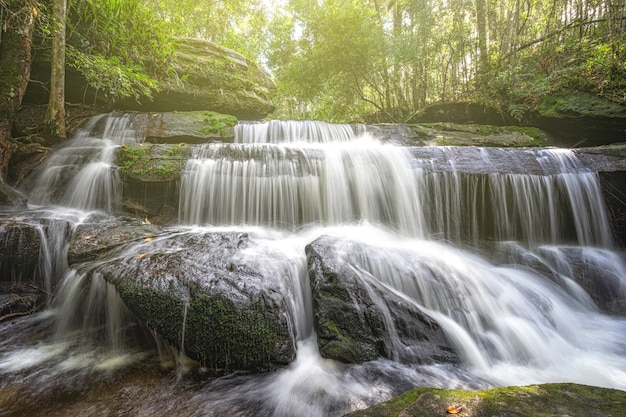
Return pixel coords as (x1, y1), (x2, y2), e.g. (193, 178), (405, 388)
(345, 383), (626, 417)
(116, 279), (184, 344)
(185, 292), (281, 371)
(116, 143), (190, 181)
(536, 91), (626, 118)
(197, 111), (238, 137)
(410, 123), (552, 147)
(506, 126), (551, 146)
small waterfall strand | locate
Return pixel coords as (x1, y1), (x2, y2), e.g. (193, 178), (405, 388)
(417, 148), (613, 247)
(27, 113), (148, 211)
(235, 120), (365, 144)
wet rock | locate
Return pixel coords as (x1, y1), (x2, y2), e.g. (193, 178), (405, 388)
(144, 111), (237, 144)
(406, 123), (551, 147)
(115, 143), (189, 223)
(535, 246), (626, 316)
(92, 231), (295, 372)
(0, 220), (44, 284)
(68, 215), (163, 264)
(0, 180), (27, 208)
(0, 283), (44, 322)
(0, 216), (71, 302)
(306, 235), (458, 365)
(344, 383), (626, 417)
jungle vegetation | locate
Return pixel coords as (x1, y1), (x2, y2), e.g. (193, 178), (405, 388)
(1, 0), (625, 125)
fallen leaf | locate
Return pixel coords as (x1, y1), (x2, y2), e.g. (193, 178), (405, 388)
(446, 405), (463, 414)
(136, 253), (148, 259)
(144, 237), (153, 241)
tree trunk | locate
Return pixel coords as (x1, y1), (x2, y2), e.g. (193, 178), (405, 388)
(475, 0), (489, 78)
(0, 0), (37, 178)
(47, 0), (67, 140)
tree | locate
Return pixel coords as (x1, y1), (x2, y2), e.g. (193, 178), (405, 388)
(47, 0), (67, 140)
(0, 0), (38, 177)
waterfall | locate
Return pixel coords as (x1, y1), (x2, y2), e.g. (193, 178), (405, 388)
(235, 120), (364, 143)
(27, 113), (148, 211)
(181, 123), (612, 248)
(179, 139), (425, 235)
(1, 116), (625, 417)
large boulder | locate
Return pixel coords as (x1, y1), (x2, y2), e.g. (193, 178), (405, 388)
(84, 229), (296, 372)
(410, 93), (626, 147)
(530, 91), (626, 147)
(128, 38), (275, 119)
(306, 235), (458, 364)
(24, 38), (275, 119)
(410, 102), (513, 126)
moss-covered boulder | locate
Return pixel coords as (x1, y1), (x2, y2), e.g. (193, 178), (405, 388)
(91, 230), (295, 372)
(306, 235), (458, 365)
(530, 91), (626, 147)
(405, 123), (552, 147)
(410, 102), (513, 126)
(344, 383), (626, 417)
(24, 38), (275, 119)
(121, 38), (275, 119)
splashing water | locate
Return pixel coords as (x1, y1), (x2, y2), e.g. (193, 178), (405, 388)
(27, 113), (148, 211)
(1, 117), (625, 417)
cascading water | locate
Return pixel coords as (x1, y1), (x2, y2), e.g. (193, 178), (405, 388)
(1, 117), (625, 417)
(27, 112), (148, 211)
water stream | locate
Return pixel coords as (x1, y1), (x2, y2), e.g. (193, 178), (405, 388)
(1, 116), (625, 416)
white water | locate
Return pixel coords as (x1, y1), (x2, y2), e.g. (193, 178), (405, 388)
(1, 117), (626, 417)
(28, 113), (147, 211)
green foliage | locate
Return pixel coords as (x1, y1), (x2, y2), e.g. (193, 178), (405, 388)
(65, 0), (174, 102)
(265, 0), (626, 122)
(144, 0), (268, 61)
(66, 46), (157, 102)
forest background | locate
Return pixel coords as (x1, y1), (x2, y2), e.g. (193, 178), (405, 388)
(1, 0), (625, 125)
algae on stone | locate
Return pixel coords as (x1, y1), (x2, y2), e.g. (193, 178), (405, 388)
(345, 383), (626, 417)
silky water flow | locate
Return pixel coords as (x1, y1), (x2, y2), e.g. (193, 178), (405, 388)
(1, 116), (625, 416)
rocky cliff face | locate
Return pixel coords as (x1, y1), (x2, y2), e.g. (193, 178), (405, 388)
(24, 37), (275, 119)
(411, 92), (626, 147)
(117, 38), (276, 119)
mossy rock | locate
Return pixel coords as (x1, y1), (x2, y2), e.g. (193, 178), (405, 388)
(95, 231), (296, 372)
(116, 143), (190, 182)
(130, 37), (275, 119)
(530, 91), (626, 146)
(408, 123), (552, 147)
(535, 91), (626, 119)
(144, 111), (238, 144)
(307, 236), (457, 365)
(345, 383), (626, 417)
